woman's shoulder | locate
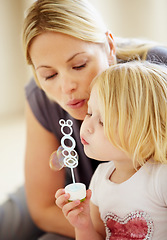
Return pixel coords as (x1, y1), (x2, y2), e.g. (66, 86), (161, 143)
(25, 78), (68, 136)
(147, 45), (167, 66)
(24, 78), (82, 142)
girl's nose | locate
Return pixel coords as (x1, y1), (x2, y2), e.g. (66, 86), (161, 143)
(86, 119), (94, 134)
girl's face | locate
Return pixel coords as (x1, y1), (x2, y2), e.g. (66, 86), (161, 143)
(80, 86), (128, 162)
(29, 32), (114, 120)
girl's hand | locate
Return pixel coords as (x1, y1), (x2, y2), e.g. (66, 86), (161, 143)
(55, 188), (92, 229)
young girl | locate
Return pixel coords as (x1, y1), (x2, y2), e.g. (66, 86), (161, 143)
(56, 61), (167, 240)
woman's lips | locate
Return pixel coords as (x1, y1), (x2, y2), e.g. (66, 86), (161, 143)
(67, 99), (85, 109)
(81, 137), (89, 145)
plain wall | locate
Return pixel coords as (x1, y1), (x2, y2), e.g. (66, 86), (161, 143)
(90, 0), (167, 44)
(0, 0), (30, 118)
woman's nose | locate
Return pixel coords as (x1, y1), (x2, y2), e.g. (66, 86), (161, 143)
(60, 75), (77, 94)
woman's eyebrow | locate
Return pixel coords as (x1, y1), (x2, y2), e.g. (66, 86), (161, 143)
(35, 52), (86, 70)
(66, 52), (86, 63)
(36, 65), (51, 70)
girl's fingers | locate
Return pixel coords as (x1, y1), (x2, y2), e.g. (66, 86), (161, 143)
(55, 189), (70, 209)
(86, 189), (92, 200)
(67, 206), (84, 220)
(55, 188), (65, 199)
(62, 200), (81, 217)
(55, 188), (92, 211)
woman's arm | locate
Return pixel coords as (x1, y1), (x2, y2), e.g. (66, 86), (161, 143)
(24, 101), (75, 237)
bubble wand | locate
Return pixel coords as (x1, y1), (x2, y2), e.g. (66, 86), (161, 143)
(50, 119), (86, 201)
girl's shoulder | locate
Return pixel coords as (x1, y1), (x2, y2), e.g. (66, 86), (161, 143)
(92, 161), (115, 180)
(147, 162), (167, 202)
(146, 161), (167, 177)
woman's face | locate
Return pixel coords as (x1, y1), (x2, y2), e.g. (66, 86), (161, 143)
(29, 32), (114, 120)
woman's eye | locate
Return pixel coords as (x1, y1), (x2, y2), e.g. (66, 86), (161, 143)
(99, 120), (103, 126)
(73, 63), (86, 70)
(45, 73), (57, 80)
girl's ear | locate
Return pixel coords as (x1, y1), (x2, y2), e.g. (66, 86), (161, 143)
(105, 31), (116, 65)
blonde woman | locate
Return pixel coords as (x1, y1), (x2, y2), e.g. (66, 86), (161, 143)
(0, 0), (167, 240)
(56, 61), (167, 240)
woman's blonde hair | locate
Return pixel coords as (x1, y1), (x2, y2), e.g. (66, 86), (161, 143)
(23, 0), (155, 67)
(94, 61), (167, 167)
(22, 0), (107, 65)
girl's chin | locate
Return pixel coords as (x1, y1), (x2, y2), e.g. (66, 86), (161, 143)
(84, 148), (103, 161)
(83, 148), (93, 159)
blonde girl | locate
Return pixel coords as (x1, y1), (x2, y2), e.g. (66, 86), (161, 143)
(56, 61), (167, 240)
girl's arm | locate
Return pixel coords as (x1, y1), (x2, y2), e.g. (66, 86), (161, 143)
(75, 203), (105, 240)
(25, 101), (75, 237)
(89, 201), (106, 239)
(56, 189), (105, 240)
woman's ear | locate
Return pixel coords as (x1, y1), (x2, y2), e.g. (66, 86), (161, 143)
(105, 31), (116, 65)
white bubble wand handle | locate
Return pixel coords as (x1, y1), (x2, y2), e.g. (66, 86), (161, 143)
(59, 119), (86, 201)
(71, 168), (75, 184)
(59, 119), (78, 183)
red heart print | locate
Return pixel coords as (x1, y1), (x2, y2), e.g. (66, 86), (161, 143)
(104, 211), (154, 239)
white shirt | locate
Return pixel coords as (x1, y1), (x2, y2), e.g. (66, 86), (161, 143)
(89, 161), (167, 240)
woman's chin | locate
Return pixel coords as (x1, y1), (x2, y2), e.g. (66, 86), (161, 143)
(67, 108), (87, 121)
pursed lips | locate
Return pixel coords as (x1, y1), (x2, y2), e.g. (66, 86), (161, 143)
(67, 99), (86, 109)
(80, 137), (89, 145)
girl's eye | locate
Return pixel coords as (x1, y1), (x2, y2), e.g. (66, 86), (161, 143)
(45, 73), (57, 80)
(73, 63), (86, 70)
(86, 113), (92, 117)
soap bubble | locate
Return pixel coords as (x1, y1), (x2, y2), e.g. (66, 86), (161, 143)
(49, 145), (65, 171)
(49, 146), (79, 171)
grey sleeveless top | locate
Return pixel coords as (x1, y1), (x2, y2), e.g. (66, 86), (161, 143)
(25, 46), (167, 188)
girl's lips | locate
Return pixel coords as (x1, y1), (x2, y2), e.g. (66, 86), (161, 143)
(81, 137), (89, 145)
(67, 99), (85, 109)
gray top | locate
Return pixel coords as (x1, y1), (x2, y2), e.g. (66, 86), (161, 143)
(25, 46), (167, 188)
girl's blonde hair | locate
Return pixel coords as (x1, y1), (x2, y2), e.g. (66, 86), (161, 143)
(94, 61), (167, 167)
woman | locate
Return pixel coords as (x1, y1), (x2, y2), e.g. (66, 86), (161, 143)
(0, 0), (167, 239)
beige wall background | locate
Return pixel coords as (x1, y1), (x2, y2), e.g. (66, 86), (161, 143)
(0, 0), (167, 118)
(91, 0), (167, 44)
(0, 0), (29, 118)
